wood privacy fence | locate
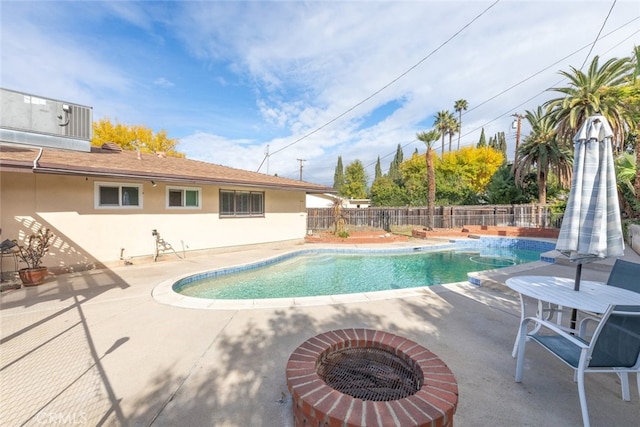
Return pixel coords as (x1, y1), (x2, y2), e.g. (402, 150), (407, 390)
(307, 205), (562, 231)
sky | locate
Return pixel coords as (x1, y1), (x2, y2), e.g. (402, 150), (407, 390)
(1, 1), (639, 186)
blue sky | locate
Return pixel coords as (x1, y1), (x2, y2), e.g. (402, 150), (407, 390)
(2, 1), (639, 186)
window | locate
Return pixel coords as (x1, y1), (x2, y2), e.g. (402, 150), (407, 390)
(167, 187), (201, 209)
(220, 190), (264, 217)
(95, 182), (142, 208)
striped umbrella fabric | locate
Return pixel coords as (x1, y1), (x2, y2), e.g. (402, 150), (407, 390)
(555, 115), (624, 289)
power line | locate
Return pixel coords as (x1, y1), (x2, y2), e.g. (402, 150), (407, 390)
(263, 0), (501, 163)
(287, 10), (639, 180)
(579, 0), (617, 71)
(465, 16), (639, 117)
(436, 21), (640, 157)
(362, 20), (639, 174)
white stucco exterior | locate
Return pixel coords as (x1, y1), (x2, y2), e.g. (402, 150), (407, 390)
(1, 171), (309, 272)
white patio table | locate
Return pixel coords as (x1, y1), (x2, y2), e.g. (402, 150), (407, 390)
(506, 275), (640, 357)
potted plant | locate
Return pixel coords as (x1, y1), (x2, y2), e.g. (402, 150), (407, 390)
(14, 227), (54, 286)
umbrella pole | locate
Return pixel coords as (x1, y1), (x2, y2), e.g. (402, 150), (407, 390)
(573, 263), (582, 291)
(570, 263), (583, 331)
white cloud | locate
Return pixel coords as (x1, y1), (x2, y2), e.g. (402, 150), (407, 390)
(153, 77), (175, 88)
(1, 21), (131, 106)
(3, 1), (639, 186)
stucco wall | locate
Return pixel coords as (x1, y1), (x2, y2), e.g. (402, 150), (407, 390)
(1, 171), (307, 272)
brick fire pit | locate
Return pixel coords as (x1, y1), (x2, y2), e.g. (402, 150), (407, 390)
(286, 329), (458, 427)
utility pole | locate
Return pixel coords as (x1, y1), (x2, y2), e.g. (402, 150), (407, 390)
(297, 158), (306, 181)
(256, 144), (270, 173)
(511, 113), (523, 171)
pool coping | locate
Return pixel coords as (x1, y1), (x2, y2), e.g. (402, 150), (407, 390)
(152, 237), (557, 310)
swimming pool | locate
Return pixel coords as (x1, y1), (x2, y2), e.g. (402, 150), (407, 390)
(173, 239), (553, 300)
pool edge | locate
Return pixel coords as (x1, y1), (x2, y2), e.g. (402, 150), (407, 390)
(152, 238), (556, 310)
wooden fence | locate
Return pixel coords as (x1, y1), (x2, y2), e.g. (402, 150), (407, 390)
(307, 205), (562, 231)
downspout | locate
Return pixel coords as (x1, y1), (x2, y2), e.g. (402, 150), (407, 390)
(32, 147), (43, 170)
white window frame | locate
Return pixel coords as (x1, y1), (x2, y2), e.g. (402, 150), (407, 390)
(166, 186), (201, 209)
(94, 182), (143, 209)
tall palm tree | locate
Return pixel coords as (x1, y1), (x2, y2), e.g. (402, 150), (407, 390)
(434, 110), (453, 155)
(515, 106), (572, 206)
(448, 118), (460, 152)
(417, 129), (440, 229)
(454, 99), (468, 150)
(545, 55), (633, 151)
(601, 48), (640, 207)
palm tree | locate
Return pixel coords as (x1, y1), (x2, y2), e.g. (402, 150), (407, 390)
(545, 55), (634, 151)
(434, 110), (453, 155)
(417, 129), (440, 229)
(454, 99), (468, 150)
(448, 118), (460, 152)
(601, 48), (640, 205)
(515, 106), (572, 206)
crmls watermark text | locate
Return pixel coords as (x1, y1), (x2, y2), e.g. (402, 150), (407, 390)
(36, 411), (87, 425)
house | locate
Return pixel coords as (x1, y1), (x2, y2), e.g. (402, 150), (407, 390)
(306, 193), (338, 208)
(306, 193), (370, 208)
(0, 89), (333, 273)
(343, 198), (370, 209)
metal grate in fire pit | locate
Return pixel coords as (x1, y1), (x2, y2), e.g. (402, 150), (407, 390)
(316, 346), (422, 401)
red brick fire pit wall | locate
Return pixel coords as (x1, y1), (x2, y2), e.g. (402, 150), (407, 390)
(286, 329), (458, 427)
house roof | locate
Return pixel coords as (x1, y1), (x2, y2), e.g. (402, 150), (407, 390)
(0, 143), (334, 193)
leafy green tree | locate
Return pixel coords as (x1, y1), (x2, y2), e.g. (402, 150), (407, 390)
(333, 156), (345, 195)
(496, 131), (507, 156)
(399, 153), (427, 206)
(484, 163), (534, 204)
(545, 55), (633, 150)
(370, 176), (406, 206)
(477, 128), (486, 148)
(417, 129), (440, 227)
(374, 156), (383, 180)
(342, 160), (369, 198)
(487, 132), (507, 155)
(515, 106), (572, 205)
(438, 146), (504, 195)
(432, 150), (490, 205)
(435, 173), (480, 205)
(388, 144), (404, 184)
(92, 118), (184, 157)
(615, 152), (639, 217)
(454, 99), (468, 150)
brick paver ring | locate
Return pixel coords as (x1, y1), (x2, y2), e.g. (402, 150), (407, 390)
(286, 329), (458, 427)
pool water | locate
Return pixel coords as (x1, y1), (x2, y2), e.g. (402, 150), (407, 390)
(175, 247), (541, 300)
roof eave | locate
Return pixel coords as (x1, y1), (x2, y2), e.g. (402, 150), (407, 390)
(27, 165), (330, 193)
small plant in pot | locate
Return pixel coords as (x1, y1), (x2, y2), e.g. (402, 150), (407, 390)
(14, 228), (54, 286)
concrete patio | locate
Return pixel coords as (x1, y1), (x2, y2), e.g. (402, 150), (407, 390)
(1, 239), (639, 426)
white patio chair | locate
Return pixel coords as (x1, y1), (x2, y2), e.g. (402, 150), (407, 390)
(515, 305), (640, 427)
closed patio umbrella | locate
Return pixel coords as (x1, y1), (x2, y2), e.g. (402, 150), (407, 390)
(555, 114), (624, 291)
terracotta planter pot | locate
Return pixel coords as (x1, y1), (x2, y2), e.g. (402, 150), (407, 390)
(18, 267), (48, 286)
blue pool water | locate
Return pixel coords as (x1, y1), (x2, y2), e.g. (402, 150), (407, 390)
(174, 243), (547, 300)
